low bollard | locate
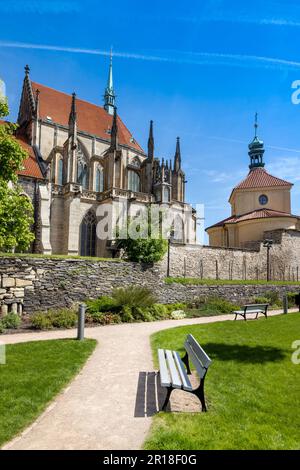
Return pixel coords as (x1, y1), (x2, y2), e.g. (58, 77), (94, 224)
(77, 304), (86, 340)
(283, 294), (288, 314)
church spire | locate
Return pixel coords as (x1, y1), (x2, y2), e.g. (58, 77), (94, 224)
(110, 106), (118, 150)
(174, 136), (181, 171)
(147, 120), (154, 160)
(248, 113), (265, 170)
(68, 92), (77, 140)
(104, 48), (116, 115)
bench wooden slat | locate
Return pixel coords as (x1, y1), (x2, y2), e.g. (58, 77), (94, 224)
(158, 349), (171, 387)
(173, 351), (193, 391)
(185, 334), (212, 369)
(184, 342), (207, 379)
(165, 350), (182, 389)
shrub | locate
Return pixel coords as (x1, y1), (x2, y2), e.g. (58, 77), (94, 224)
(86, 296), (118, 314)
(264, 291), (281, 306)
(287, 292), (297, 308)
(51, 309), (77, 329)
(31, 308), (77, 330)
(150, 304), (169, 319)
(165, 302), (187, 313)
(112, 286), (156, 309)
(0, 321), (4, 333)
(254, 296), (270, 304)
(31, 313), (53, 330)
(201, 296), (238, 314)
(100, 313), (122, 325)
(170, 310), (186, 320)
(120, 305), (135, 323)
(0, 313), (21, 329)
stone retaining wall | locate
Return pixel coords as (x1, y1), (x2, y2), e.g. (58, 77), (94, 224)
(0, 255), (299, 315)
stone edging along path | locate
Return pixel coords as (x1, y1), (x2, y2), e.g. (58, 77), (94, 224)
(0, 309), (293, 450)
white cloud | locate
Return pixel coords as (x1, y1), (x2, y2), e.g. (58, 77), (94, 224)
(1, 41), (300, 71)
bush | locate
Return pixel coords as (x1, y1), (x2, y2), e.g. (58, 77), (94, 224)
(0, 321), (4, 333)
(165, 302), (187, 313)
(31, 308), (77, 330)
(51, 309), (77, 329)
(0, 313), (21, 329)
(31, 313), (53, 330)
(201, 296), (238, 314)
(86, 296), (118, 314)
(170, 310), (186, 320)
(287, 292), (297, 308)
(112, 286), (156, 309)
(264, 291), (281, 306)
(254, 296), (270, 304)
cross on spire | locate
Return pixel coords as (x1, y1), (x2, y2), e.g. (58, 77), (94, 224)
(254, 112), (258, 138)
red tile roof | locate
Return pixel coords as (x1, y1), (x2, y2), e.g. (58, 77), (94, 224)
(17, 138), (43, 179)
(234, 167), (292, 190)
(206, 208), (299, 230)
(31, 82), (145, 154)
(0, 121), (43, 179)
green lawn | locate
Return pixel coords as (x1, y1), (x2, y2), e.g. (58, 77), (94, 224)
(0, 339), (96, 447)
(165, 276), (300, 286)
(145, 314), (300, 450)
(0, 252), (121, 262)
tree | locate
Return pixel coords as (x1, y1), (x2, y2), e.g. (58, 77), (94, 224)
(0, 88), (35, 252)
(119, 206), (168, 263)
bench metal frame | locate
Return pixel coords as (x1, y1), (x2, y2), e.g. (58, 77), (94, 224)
(158, 335), (212, 412)
(233, 303), (269, 321)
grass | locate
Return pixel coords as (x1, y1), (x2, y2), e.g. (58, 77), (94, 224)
(0, 252), (121, 262)
(0, 338), (96, 447)
(145, 314), (300, 450)
(165, 276), (300, 286)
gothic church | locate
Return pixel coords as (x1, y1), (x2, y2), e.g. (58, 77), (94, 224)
(12, 58), (197, 257)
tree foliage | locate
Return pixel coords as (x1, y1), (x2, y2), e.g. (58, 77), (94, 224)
(0, 96), (28, 183)
(0, 92), (35, 252)
(119, 207), (168, 263)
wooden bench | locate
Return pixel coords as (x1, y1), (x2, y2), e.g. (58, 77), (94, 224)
(232, 303), (269, 321)
(158, 334), (212, 412)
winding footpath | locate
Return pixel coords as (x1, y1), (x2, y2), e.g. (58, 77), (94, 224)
(0, 309), (290, 450)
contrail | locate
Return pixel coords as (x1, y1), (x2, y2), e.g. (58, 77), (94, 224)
(208, 135), (300, 154)
(1, 41), (300, 71)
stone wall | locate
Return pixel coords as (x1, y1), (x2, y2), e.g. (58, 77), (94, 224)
(0, 254), (299, 315)
(166, 229), (300, 281)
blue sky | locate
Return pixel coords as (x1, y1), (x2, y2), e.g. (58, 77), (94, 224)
(1, 0), (300, 241)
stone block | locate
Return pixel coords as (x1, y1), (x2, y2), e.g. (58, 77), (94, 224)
(15, 278), (33, 287)
(1, 304), (8, 316)
(11, 303), (18, 314)
(1, 277), (16, 288)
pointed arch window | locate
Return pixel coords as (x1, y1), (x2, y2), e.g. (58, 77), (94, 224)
(77, 145), (89, 189)
(128, 170), (140, 192)
(57, 157), (63, 185)
(80, 210), (97, 257)
(95, 164), (104, 192)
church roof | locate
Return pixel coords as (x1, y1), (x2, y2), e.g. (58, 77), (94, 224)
(229, 167), (292, 202)
(0, 121), (43, 179)
(234, 167), (292, 190)
(31, 82), (145, 154)
(17, 137), (43, 179)
(206, 208), (299, 230)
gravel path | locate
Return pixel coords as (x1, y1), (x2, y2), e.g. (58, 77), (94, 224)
(1, 309), (290, 450)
